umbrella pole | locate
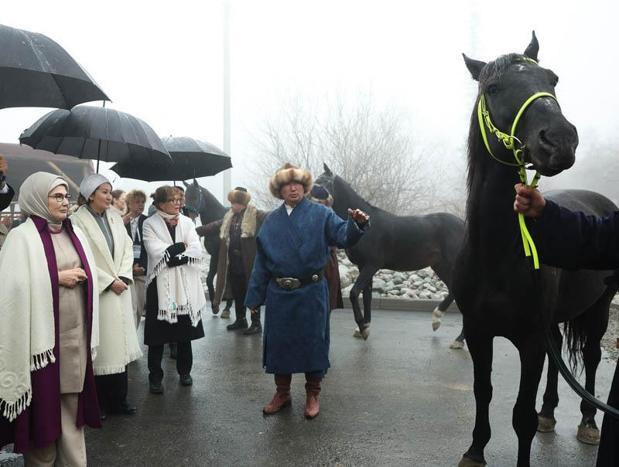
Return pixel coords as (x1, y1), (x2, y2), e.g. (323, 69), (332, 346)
(96, 139), (102, 173)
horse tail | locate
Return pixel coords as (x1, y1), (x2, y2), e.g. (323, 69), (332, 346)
(562, 277), (616, 372)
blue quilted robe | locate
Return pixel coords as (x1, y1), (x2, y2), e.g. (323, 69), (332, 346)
(245, 198), (365, 374)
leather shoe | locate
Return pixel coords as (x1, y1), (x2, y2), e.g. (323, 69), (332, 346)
(119, 401), (137, 415)
(243, 322), (262, 335)
(227, 318), (248, 331)
(99, 407), (107, 421)
(149, 381), (164, 394)
(180, 374), (193, 386)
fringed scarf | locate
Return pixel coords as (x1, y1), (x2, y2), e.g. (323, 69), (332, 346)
(143, 212), (206, 326)
(0, 218), (99, 423)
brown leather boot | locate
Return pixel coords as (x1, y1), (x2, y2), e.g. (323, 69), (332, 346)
(304, 376), (321, 419)
(263, 374), (292, 415)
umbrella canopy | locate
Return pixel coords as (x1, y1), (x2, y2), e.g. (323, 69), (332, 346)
(0, 142), (93, 201)
(19, 106), (172, 171)
(110, 136), (231, 181)
(0, 24), (109, 109)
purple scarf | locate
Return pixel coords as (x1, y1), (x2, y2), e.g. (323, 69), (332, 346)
(1, 216), (101, 453)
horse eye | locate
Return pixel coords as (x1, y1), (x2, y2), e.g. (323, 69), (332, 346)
(486, 83), (499, 95)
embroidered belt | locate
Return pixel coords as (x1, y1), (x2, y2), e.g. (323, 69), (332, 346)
(274, 271), (324, 290)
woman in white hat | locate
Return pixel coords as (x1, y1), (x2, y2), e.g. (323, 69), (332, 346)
(71, 174), (142, 419)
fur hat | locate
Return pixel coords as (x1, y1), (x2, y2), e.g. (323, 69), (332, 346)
(228, 186), (251, 206)
(309, 184), (333, 207)
(268, 163), (313, 199)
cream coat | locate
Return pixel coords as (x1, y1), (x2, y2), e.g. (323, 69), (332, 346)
(72, 206), (142, 375)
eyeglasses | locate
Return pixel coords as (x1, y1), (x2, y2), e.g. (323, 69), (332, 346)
(48, 194), (72, 203)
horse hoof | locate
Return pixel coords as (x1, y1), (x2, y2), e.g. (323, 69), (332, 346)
(361, 327), (370, 340)
(458, 455), (486, 467)
(537, 415), (557, 433)
(577, 423), (600, 445)
(353, 324), (370, 339)
(450, 340), (465, 350)
(353, 328), (362, 338)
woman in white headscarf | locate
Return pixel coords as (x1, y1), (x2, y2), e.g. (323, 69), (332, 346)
(0, 172), (100, 466)
(71, 174), (142, 419)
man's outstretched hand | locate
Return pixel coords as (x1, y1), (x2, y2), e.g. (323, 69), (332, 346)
(514, 183), (546, 218)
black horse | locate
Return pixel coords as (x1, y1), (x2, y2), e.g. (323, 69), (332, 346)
(453, 33), (616, 467)
(184, 180), (229, 309)
(315, 165), (466, 346)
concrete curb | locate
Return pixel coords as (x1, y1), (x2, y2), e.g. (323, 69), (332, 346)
(341, 297), (459, 313)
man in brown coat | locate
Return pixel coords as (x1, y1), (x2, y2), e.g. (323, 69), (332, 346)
(196, 187), (267, 334)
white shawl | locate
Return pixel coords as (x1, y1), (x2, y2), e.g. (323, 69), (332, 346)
(143, 213), (206, 326)
(0, 219), (99, 421)
(71, 206), (142, 375)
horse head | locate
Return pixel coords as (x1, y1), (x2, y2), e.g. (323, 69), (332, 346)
(315, 162), (336, 197)
(464, 31), (578, 177)
(184, 179), (204, 213)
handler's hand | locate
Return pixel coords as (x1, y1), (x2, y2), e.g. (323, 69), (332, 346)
(111, 279), (129, 295)
(348, 208), (370, 225)
(59, 268), (87, 288)
(514, 183), (546, 218)
(250, 308), (259, 315)
(0, 154), (7, 174)
(133, 264), (145, 276)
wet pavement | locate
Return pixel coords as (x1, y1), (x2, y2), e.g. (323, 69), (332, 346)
(5, 309), (615, 466)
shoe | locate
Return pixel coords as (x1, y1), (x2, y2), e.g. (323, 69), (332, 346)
(243, 321), (262, 335)
(99, 407), (107, 421)
(180, 374), (193, 386)
(263, 374), (292, 415)
(149, 381), (164, 394)
(119, 400), (137, 415)
(227, 318), (248, 331)
(304, 378), (321, 419)
(220, 308), (231, 319)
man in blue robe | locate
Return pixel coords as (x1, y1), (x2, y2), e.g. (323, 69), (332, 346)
(246, 163), (369, 419)
(514, 183), (619, 467)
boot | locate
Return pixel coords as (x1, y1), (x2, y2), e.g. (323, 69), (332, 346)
(227, 318), (248, 330)
(263, 374), (292, 415)
(304, 376), (321, 419)
(243, 319), (262, 335)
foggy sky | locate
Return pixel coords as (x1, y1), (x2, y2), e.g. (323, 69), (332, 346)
(1, 0), (618, 205)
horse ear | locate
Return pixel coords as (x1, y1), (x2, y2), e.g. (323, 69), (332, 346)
(192, 178), (199, 187)
(462, 53), (486, 81)
(323, 163), (332, 176)
(523, 30), (539, 62)
(182, 180), (189, 188)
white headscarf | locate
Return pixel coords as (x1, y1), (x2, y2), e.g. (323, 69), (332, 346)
(18, 172), (68, 223)
(79, 174), (111, 200)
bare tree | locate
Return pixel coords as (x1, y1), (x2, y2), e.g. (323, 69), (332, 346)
(250, 95), (443, 214)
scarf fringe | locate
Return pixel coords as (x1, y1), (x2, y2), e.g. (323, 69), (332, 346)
(30, 348), (55, 371)
(0, 388), (32, 422)
(93, 348), (143, 376)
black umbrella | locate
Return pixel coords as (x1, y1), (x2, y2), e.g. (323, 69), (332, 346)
(0, 24), (109, 109)
(110, 136), (231, 181)
(19, 106), (172, 172)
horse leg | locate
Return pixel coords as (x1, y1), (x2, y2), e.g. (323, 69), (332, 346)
(537, 325), (561, 433)
(350, 266), (378, 340)
(450, 325), (466, 350)
(512, 337), (546, 467)
(576, 336), (602, 445)
(206, 254), (217, 309)
(459, 333), (493, 467)
(362, 280), (372, 324)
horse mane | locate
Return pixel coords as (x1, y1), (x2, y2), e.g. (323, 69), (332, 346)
(333, 175), (384, 215)
(465, 53), (531, 222)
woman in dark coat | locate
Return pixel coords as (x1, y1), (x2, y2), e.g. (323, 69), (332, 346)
(515, 183), (619, 467)
(142, 186), (206, 394)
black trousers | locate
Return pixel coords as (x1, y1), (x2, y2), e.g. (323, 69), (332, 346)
(95, 369), (128, 411)
(229, 270), (250, 322)
(148, 341), (193, 383)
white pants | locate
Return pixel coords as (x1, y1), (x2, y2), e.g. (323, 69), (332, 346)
(24, 394), (87, 467)
(130, 275), (146, 329)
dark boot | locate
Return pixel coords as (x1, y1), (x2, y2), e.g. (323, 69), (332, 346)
(263, 374), (292, 415)
(243, 319), (262, 335)
(304, 376), (321, 419)
(227, 318), (248, 331)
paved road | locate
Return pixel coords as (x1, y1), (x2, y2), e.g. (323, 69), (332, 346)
(5, 309), (615, 466)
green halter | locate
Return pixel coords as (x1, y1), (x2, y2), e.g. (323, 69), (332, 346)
(477, 90), (558, 270)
